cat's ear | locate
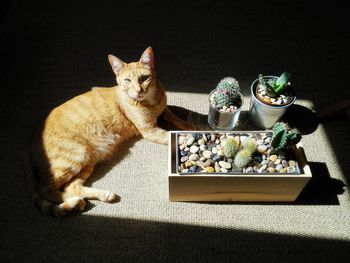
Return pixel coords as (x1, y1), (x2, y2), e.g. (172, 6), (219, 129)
(139, 47), (154, 69)
(108, 54), (125, 75)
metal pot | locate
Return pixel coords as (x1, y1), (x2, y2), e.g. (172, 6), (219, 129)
(208, 90), (243, 130)
(248, 75), (296, 129)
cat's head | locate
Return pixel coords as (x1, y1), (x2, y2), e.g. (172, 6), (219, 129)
(108, 47), (156, 102)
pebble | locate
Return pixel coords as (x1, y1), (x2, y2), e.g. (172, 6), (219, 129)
(215, 162), (221, 172)
(268, 161), (275, 168)
(185, 161), (192, 168)
(186, 137), (195, 146)
(179, 145), (185, 150)
(227, 158), (233, 163)
(258, 145), (267, 153)
(261, 160), (268, 166)
(210, 134), (215, 141)
(280, 168), (288, 173)
(282, 160), (288, 167)
(267, 167), (276, 173)
(189, 154), (199, 161)
(274, 159), (281, 165)
(188, 166), (197, 173)
(184, 147), (190, 152)
(264, 137), (271, 143)
(180, 156), (188, 162)
(262, 154), (267, 160)
(180, 150), (187, 156)
(219, 161), (232, 169)
(211, 147), (218, 154)
(182, 169), (188, 173)
(206, 166), (215, 173)
(269, 155), (278, 162)
(287, 166), (296, 173)
(246, 166), (253, 173)
(258, 164), (267, 173)
(196, 160), (205, 167)
(240, 136), (248, 144)
(257, 139), (264, 145)
(203, 150), (212, 159)
(217, 149), (224, 156)
(254, 155), (263, 163)
(178, 136), (185, 145)
(275, 164), (283, 172)
(289, 160), (296, 167)
(203, 159), (213, 167)
(220, 168), (228, 173)
(215, 139), (220, 144)
(190, 145), (199, 154)
(253, 164), (261, 172)
(198, 139), (205, 145)
(212, 155), (222, 162)
(202, 133), (207, 142)
(199, 156), (206, 161)
(199, 145), (207, 151)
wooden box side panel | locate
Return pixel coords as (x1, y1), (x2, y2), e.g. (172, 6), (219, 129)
(169, 176), (310, 202)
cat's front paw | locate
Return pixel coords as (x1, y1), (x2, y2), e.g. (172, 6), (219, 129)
(99, 191), (118, 203)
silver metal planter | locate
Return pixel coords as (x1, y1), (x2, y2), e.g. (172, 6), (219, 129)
(248, 75), (296, 129)
(208, 90), (243, 130)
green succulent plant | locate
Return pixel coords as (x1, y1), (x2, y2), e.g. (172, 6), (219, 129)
(214, 77), (241, 109)
(223, 138), (239, 158)
(234, 149), (252, 168)
(258, 72), (290, 98)
(242, 138), (257, 153)
(271, 122), (302, 152)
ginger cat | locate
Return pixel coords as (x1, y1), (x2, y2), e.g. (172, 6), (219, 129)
(25, 47), (193, 216)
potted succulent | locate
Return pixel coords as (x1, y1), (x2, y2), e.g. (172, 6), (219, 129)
(208, 77), (243, 130)
(168, 122), (311, 202)
(249, 72), (296, 129)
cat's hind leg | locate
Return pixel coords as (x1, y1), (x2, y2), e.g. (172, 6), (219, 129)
(37, 168), (86, 216)
(63, 165), (117, 203)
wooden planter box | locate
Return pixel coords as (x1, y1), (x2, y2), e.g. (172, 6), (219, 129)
(168, 131), (312, 202)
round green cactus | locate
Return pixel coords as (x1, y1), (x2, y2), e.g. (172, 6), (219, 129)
(271, 122), (301, 152)
(214, 77), (241, 108)
(224, 138), (239, 158)
(242, 138), (257, 153)
(234, 149), (252, 168)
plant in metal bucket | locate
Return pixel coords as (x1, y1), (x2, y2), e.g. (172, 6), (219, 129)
(258, 72), (290, 98)
(208, 77), (243, 130)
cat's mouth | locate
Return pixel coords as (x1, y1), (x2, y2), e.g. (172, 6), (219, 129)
(128, 92), (145, 101)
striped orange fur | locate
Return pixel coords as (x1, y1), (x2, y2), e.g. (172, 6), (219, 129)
(25, 47), (193, 216)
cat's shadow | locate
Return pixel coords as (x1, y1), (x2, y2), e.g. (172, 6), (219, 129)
(82, 137), (140, 211)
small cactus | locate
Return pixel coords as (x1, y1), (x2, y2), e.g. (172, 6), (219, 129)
(214, 77), (241, 109)
(242, 138), (257, 153)
(258, 72), (290, 97)
(234, 149), (252, 168)
(224, 138), (239, 158)
(271, 122), (301, 152)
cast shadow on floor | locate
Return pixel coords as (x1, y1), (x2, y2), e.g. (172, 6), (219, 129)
(165, 104), (320, 134)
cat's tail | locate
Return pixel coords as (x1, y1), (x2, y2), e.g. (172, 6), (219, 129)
(22, 148), (78, 217)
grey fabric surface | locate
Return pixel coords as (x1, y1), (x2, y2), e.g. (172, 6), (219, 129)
(1, 1), (349, 262)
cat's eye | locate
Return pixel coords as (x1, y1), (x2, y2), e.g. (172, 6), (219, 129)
(123, 78), (131, 85)
(139, 75), (151, 83)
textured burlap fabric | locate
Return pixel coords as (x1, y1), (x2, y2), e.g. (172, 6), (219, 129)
(1, 1), (349, 262)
